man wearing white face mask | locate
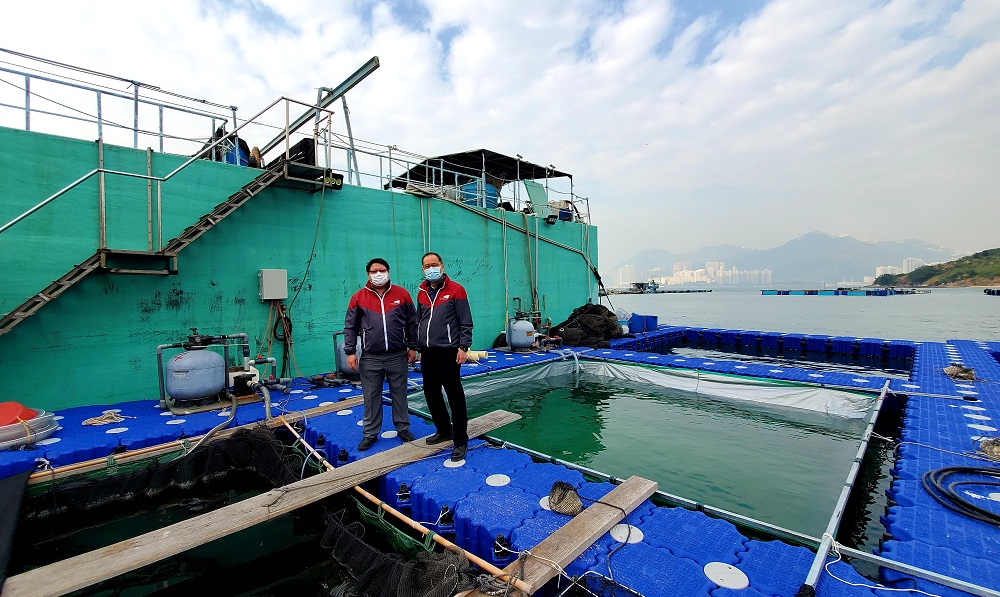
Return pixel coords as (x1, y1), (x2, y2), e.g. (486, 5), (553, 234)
(416, 252), (473, 462)
(344, 258), (418, 451)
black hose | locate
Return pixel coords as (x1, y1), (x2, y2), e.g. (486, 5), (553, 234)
(921, 466), (1000, 526)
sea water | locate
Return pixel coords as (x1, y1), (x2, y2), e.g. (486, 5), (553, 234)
(606, 286), (999, 342)
(450, 372), (868, 539)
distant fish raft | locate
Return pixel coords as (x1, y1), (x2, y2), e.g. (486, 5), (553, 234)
(986, 288), (999, 296)
(761, 288), (930, 296)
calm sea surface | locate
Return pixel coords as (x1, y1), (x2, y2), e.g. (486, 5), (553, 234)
(604, 287), (999, 342)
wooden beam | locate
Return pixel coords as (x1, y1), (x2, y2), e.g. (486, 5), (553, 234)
(2, 409), (520, 597)
(27, 397), (364, 485)
(468, 475), (658, 596)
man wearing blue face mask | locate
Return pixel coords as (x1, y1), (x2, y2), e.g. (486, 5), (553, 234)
(344, 258), (418, 451)
(416, 252), (473, 462)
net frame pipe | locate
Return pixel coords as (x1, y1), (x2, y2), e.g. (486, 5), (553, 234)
(275, 416), (533, 594)
(801, 379), (890, 590)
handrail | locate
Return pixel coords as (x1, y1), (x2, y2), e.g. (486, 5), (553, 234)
(0, 95), (333, 237)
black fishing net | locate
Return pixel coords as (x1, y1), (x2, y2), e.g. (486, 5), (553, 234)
(552, 304), (629, 348)
(320, 508), (482, 597)
(21, 426), (297, 521)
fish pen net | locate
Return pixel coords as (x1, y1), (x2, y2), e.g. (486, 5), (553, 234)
(19, 426), (298, 526)
(320, 506), (482, 597)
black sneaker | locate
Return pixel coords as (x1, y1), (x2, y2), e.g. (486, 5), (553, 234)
(450, 444), (467, 462)
(397, 429), (415, 442)
(426, 432), (453, 445)
(358, 436), (377, 451)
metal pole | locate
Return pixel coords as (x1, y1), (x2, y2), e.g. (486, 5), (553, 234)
(133, 83), (139, 149)
(158, 106), (164, 153)
(341, 96), (360, 185)
(157, 181), (162, 251)
(230, 106), (238, 164)
(260, 56), (379, 157)
(146, 148), (153, 250)
(97, 91), (102, 141)
(24, 75), (29, 130)
(98, 139), (106, 250)
(801, 380), (891, 591)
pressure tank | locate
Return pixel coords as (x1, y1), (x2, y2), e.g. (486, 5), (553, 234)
(165, 349), (225, 401)
(507, 318), (536, 349)
(333, 330), (360, 375)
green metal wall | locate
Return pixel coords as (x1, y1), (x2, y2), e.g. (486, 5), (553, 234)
(0, 126), (598, 411)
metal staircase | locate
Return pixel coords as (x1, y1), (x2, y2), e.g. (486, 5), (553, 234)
(0, 166), (285, 338)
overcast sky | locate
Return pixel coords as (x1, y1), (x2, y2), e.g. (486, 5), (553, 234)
(2, 0), (998, 268)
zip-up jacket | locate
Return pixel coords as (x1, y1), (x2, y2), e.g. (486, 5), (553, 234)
(417, 275), (474, 350)
(344, 282), (417, 355)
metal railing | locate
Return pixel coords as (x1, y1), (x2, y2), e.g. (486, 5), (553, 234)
(1, 49), (591, 247)
(0, 51), (234, 154)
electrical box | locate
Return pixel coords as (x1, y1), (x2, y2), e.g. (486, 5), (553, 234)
(259, 269), (288, 301)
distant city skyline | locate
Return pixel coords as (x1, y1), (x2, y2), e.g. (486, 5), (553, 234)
(613, 255), (930, 287)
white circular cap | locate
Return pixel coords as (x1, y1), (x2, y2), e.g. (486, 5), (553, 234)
(852, 379), (870, 383)
(53, 415), (64, 421)
(218, 411), (230, 417)
(106, 427), (129, 434)
(291, 389), (303, 394)
(704, 562), (749, 589)
(988, 493), (1000, 503)
(303, 394), (318, 400)
(339, 388), (353, 392)
(337, 409), (354, 416)
(962, 405), (987, 411)
(901, 384), (920, 389)
(165, 419), (185, 425)
(965, 414), (991, 421)
(539, 496), (551, 510)
(319, 402), (335, 407)
(486, 474), (511, 487)
(444, 458), (464, 468)
(37, 437), (61, 445)
(381, 430), (398, 439)
(969, 424), (998, 431)
(609, 524), (643, 543)
(160, 412), (173, 416)
(357, 420), (364, 426)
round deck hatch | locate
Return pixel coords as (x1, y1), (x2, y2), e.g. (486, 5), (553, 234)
(704, 562), (749, 589)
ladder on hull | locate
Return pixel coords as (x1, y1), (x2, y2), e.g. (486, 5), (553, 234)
(0, 167), (286, 338)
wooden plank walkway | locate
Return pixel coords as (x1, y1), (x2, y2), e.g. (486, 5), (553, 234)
(468, 475), (658, 596)
(2, 409), (520, 597)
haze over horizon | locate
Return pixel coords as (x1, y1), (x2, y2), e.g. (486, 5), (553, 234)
(2, 0), (997, 268)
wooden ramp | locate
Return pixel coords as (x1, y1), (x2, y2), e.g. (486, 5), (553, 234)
(468, 475), (658, 596)
(1, 409), (520, 597)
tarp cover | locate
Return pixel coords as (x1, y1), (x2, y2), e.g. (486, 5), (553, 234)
(449, 360), (874, 419)
(386, 149), (571, 189)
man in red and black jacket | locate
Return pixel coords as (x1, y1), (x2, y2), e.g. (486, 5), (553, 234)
(344, 258), (418, 451)
(416, 252), (474, 461)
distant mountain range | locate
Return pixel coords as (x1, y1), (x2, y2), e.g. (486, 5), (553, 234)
(615, 232), (958, 284)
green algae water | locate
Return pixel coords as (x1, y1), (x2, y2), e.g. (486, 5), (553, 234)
(453, 372), (869, 538)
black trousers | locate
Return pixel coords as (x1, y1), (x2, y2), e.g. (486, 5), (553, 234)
(420, 347), (468, 447)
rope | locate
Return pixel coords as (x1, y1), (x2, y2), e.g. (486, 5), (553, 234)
(821, 533), (942, 596)
(81, 410), (133, 425)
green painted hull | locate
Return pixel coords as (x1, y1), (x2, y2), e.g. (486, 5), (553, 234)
(0, 126), (598, 411)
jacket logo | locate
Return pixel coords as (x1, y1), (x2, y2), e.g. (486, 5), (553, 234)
(442, 295), (450, 300)
(392, 300), (401, 305)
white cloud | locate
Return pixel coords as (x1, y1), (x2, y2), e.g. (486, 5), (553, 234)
(2, 0), (997, 269)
